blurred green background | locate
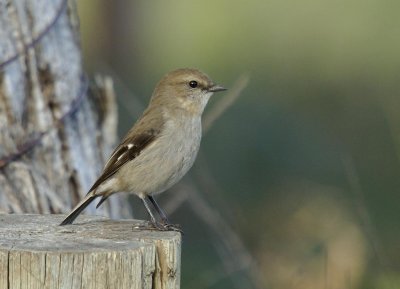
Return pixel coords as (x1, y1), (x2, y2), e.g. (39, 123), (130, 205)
(78, 1), (400, 288)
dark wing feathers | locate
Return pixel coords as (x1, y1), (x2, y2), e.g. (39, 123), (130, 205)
(88, 129), (159, 193)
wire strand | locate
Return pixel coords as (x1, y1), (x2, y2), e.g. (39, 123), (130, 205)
(0, 0), (68, 70)
(0, 74), (88, 169)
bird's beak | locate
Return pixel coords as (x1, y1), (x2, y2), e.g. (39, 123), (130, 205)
(208, 84), (227, 92)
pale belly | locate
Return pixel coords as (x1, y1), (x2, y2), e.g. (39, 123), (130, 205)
(114, 117), (202, 195)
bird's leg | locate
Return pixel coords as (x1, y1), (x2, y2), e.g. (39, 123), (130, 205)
(140, 196), (171, 231)
(141, 197), (158, 224)
(147, 195), (169, 224)
(147, 195), (183, 233)
(137, 195), (182, 233)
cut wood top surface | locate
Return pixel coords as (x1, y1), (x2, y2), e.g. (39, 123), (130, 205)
(0, 214), (181, 252)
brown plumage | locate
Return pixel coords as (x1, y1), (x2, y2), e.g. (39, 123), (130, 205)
(60, 68), (226, 228)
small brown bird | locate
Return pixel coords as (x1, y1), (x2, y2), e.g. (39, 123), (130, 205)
(60, 68), (226, 229)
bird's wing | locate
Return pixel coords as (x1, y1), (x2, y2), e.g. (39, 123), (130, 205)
(88, 128), (160, 194)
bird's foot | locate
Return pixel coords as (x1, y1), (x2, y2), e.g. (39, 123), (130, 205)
(151, 221), (183, 233)
(133, 221), (183, 234)
(159, 222), (183, 233)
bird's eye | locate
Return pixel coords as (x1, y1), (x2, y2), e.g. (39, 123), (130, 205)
(189, 80), (198, 88)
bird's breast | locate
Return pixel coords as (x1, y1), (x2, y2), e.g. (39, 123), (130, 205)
(151, 115), (202, 192)
(117, 115), (202, 195)
(159, 116), (202, 184)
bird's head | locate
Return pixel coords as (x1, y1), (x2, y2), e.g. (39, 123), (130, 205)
(150, 68), (226, 116)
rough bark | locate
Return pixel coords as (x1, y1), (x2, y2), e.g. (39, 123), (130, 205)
(0, 0), (130, 218)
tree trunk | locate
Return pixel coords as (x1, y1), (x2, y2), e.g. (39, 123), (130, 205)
(0, 0), (130, 218)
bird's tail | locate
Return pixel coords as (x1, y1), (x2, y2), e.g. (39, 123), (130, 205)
(60, 192), (97, 225)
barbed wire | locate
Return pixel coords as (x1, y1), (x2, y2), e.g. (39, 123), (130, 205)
(0, 0), (89, 170)
(0, 74), (88, 170)
(0, 0), (68, 70)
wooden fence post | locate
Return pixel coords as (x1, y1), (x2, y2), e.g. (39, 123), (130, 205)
(0, 214), (181, 289)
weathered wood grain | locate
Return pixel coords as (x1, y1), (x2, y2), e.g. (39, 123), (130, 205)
(0, 0), (131, 218)
(0, 214), (181, 289)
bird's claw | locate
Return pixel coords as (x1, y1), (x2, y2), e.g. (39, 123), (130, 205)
(161, 222), (183, 233)
(151, 221), (183, 233)
(133, 221), (183, 234)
